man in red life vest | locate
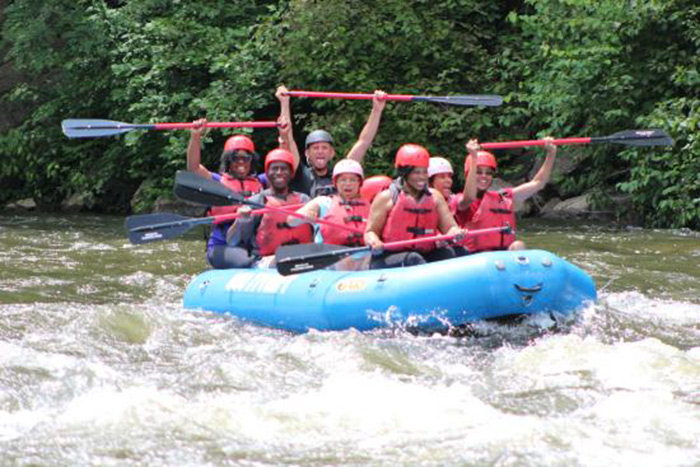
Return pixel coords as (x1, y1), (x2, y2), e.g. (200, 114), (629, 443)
(454, 137), (558, 252)
(364, 144), (464, 268)
(225, 149), (313, 267)
(287, 159), (369, 246)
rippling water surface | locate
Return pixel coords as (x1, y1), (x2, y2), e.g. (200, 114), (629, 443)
(1, 214), (699, 466)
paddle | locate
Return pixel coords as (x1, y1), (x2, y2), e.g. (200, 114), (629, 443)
(125, 204), (304, 244)
(275, 225), (511, 276)
(285, 90), (503, 107)
(62, 118), (279, 138)
(480, 129), (673, 150)
(173, 171), (364, 234)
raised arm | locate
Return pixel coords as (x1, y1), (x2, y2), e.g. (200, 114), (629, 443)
(346, 90), (387, 163)
(276, 85), (301, 170)
(187, 118), (213, 180)
(457, 139), (480, 210)
(286, 198), (321, 227)
(512, 136), (557, 204)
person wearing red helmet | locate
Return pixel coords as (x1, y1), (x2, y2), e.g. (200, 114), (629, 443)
(360, 175), (393, 204)
(224, 148), (312, 267)
(276, 85), (387, 197)
(286, 159), (369, 246)
(364, 144), (464, 268)
(454, 137), (558, 253)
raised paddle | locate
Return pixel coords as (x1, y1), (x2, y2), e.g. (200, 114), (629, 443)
(480, 129), (673, 150)
(275, 225), (512, 276)
(125, 204), (304, 244)
(173, 171), (364, 234)
(285, 90), (503, 107)
(62, 118), (279, 138)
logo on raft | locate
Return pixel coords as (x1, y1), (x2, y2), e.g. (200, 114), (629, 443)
(140, 232), (163, 241)
(335, 278), (367, 293)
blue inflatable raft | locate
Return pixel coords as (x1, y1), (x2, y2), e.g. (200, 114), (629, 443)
(182, 249), (596, 333)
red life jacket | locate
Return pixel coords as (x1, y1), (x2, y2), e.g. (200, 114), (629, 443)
(209, 174), (263, 222)
(445, 193), (457, 215)
(463, 188), (516, 252)
(320, 196), (369, 246)
(382, 186), (440, 253)
(256, 192), (313, 256)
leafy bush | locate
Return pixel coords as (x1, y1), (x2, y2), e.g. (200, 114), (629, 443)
(499, 0), (699, 227)
(1, 0), (698, 227)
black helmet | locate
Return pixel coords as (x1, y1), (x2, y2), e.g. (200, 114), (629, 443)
(305, 129), (334, 148)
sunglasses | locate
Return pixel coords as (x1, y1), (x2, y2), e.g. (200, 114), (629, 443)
(227, 154), (252, 164)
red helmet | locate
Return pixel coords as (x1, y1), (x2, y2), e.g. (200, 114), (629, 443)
(224, 135), (255, 153)
(464, 150), (497, 176)
(395, 144), (430, 168)
(360, 175), (392, 203)
(264, 148), (296, 173)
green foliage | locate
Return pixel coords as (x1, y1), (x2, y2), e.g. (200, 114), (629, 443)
(1, 0), (115, 207)
(1, 0), (698, 228)
(269, 0), (507, 177)
(617, 1), (700, 229)
(1, 0), (280, 210)
(498, 0), (699, 228)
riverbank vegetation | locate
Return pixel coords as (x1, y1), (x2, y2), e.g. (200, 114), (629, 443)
(1, 0), (697, 229)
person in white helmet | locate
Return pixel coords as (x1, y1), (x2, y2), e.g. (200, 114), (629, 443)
(287, 159), (369, 246)
(428, 156), (456, 207)
(276, 85), (387, 197)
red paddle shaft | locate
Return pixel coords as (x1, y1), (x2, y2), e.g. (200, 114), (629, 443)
(154, 122), (279, 130)
(481, 137), (591, 150)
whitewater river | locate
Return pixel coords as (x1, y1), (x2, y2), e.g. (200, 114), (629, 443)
(1, 213), (699, 466)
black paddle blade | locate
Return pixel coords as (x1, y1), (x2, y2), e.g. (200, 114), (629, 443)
(173, 171), (244, 206)
(61, 119), (141, 138)
(275, 243), (368, 276)
(413, 95), (503, 107)
(599, 129), (673, 147)
(125, 213), (194, 244)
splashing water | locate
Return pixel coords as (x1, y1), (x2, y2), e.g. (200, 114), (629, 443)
(1, 214), (699, 465)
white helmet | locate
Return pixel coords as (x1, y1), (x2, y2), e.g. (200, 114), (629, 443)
(428, 157), (453, 178)
(332, 159), (364, 182)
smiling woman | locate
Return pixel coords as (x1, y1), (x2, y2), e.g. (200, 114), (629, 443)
(286, 159), (369, 246)
(186, 120), (266, 269)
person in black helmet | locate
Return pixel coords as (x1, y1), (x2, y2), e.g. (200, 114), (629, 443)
(275, 85), (387, 197)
